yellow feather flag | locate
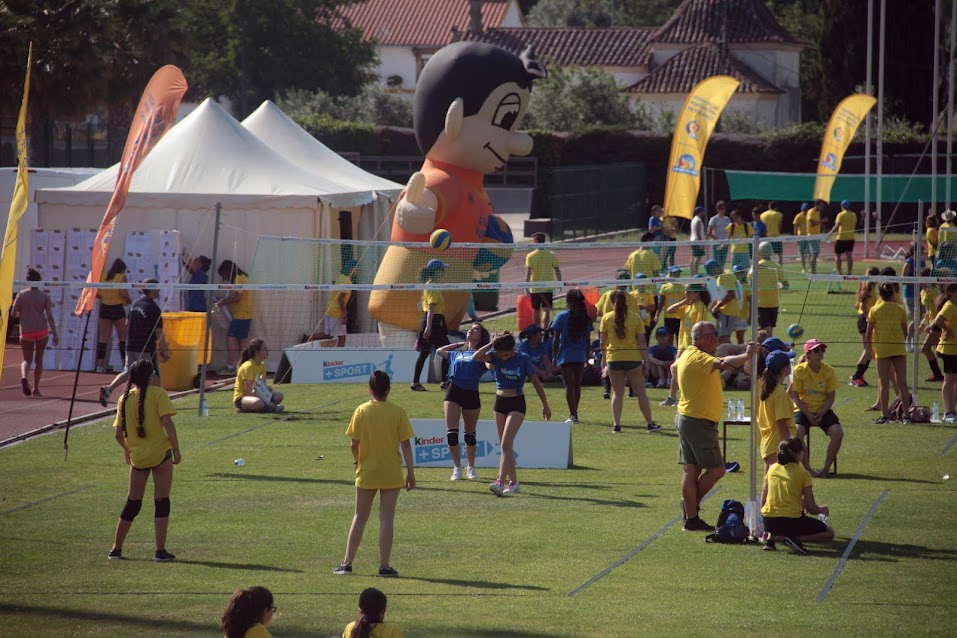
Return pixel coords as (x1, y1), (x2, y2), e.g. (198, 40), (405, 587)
(0, 43), (33, 379)
(663, 75), (740, 220)
(813, 94), (877, 202)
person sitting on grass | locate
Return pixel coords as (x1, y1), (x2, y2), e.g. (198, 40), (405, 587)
(344, 587), (404, 638)
(761, 437), (835, 554)
(234, 339), (285, 413)
(518, 323), (559, 382)
(221, 586), (276, 638)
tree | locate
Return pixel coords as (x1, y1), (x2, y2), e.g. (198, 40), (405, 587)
(278, 85), (413, 127)
(525, 66), (635, 131)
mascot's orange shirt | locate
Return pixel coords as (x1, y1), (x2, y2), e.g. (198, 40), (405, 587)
(392, 158), (491, 244)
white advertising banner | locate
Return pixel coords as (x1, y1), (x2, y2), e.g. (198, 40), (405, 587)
(283, 343), (419, 383)
(409, 419), (572, 469)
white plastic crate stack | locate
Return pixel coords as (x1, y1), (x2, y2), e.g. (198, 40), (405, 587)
(60, 229), (98, 372)
(124, 230), (182, 312)
(30, 229), (66, 371)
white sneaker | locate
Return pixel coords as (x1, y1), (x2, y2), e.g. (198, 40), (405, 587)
(466, 466), (478, 480)
(503, 481), (521, 494)
(660, 396), (677, 407)
(565, 415), (579, 424)
(450, 466), (462, 481)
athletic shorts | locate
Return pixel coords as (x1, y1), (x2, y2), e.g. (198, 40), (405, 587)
(99, 303), (126, 321)
(715, 313), (736, 337)
(416, 313), (449, 350)
(834, 239), (855, 255)
(763, 514), (827, 538)
(794, 409), (840, 433)
(445, 382), (481, 411)
(692, 245), (705, 257)
(494, 394), (526, 416)
(607, 360), (642, 371)
(19, 328), (49, 342)
(530, 292), (553, 310)
(770, 240), (783, 254)
(674, 413), (723, 469)
(664, 318), (681, 335)
(124, 350), (159, 376)
(857, 314), (867, 335)
(758, 307), (779, 329)
(939, 352), (957, 374)
(131, 449), (173, 472)
(228, 318), (252, 339)
(809, 239), (821, 256)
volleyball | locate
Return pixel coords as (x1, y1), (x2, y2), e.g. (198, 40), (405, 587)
(787, 323), (804, 339)
(430, 228), (452, 251)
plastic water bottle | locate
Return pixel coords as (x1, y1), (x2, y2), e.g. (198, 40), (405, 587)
(932, 402), (940, 423)
(818, 513), (830, 525)
(737, 399), (745, 420)
(728, 400), (735, 419)
(234, 458), (246, 466)
(200, 399), (209, 417)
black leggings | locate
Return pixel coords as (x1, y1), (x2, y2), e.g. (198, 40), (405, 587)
(414, 350), (449, 384)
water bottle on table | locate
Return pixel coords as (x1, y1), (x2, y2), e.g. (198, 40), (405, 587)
(728, 400), (735, 420)
(736, 399), (745, 420)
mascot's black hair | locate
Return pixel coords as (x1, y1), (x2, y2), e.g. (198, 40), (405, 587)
(413, 42), (547, 155)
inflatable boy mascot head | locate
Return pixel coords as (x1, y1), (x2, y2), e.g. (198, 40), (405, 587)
(370, 42), (546, 344)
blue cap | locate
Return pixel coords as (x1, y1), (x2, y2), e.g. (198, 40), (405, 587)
(668, 265), (682, 274)
(634, 272), (647, 279)
(524, 323), (543, 336)
(693, 273), (705, 278)
(801, 202), (810, 211)
(766, 350), (795, 373)
(694, 206), (704, 213)
(841, 200), (851, 209)
(425, 258), (448, 270)
(762, 336), (791, 353)
(655, 326), (669, 336)
(704, 259), (718, 273)
(732, 263), (748, 273)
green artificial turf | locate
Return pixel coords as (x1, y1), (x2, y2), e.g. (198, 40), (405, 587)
(1, 261), (956, 637)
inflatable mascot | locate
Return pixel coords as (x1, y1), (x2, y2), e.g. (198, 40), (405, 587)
(369, 41), (547, 344)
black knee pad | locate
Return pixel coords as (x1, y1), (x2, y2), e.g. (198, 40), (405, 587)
(119, 498), (142, 522)
(96, 342), (107, 360)
(154, 498), (170, 518)
(446, 430), (459, 448)
(464, 432), (477, 447)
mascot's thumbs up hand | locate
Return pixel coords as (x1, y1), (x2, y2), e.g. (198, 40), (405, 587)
(396, 172), (438, 235)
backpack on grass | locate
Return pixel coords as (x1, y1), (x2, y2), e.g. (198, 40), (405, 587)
(705, 499), (750, 544)
(888, 395), (931, 422)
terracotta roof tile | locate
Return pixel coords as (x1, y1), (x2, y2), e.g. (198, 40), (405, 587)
(625, 42), (783, 93)
(458, 27), (655, 68)
(340, 0), (512, 47)
(652, 0), (801, 45)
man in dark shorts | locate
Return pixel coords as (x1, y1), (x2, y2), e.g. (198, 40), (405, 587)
(752, 242), (787, 336)
(828, 200), (858, 275)
(525, 232), (561, 329)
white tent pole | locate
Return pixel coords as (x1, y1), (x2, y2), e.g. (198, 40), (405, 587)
(864, 0), (875, 257)
(876, 0), (886, 241)
(947, 0), (957, 206)
(932, 0), (941, 215)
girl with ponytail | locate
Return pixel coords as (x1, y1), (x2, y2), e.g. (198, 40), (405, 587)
(760, 437), (834, 554)
(551, 288), (594, 424)
(234, 339), (285, 413)
(757, 350), (796, 483)
(343, 587), (404, 638)
(221, 586), (275, 638)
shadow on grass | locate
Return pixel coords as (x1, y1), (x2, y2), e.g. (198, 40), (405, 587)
(0, 603), (213, 635)
(176, 559), (305, 573)
(846, 538), (957, 562)
(827, 472), (939, 485)
(524, 491), (648, 509)
(205, 473), (354, 487)
(402, 576), (549, 591)
(419, 628), (568, 638)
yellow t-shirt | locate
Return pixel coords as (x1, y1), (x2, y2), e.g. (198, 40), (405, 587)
(857, 285), (878, 315)
(99, 273), (127, 306)
(342, 621), (404, 638)
(421, 289), (445, 314)
(234, 359), (267, 403)
(676, 346), (723, 422)
(867, 299), (907, 358)
(922, 287), (940, 325)
(793, 212), (807, 236)
(595, 289), (638, 317)
(599, 310), (645, 363)
(927, 227), (938, 259)
(758, 384), (796, 461)
(525, 249), (559, 293)
(713, 272), (746, 318)
(244, 623), (272, 638)
(833, 210), (857, 240)
(790, 361), (838, 413)
(806, 208), (821, 235)
(624, 249), (662, 279)
(676, 301), (710, 351)
(760, 209), (783, 237)
(751, 259), (786, 308)
(233, 274), (254, 320)
(936, 300), (957, 356)
(728, 221), (753, 253)
(939, 222), (957, 245)
(113, 386), (176, 469)
(347, 400), (415, 490)
(659, 282), (685, 319)
(662, 215), (679, 238)
(629, 289), (656, 311)
(325, 274), (352, 319)
(762, 462), (812, 519)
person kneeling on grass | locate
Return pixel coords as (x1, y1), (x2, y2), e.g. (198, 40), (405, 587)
(761, 437), (835, 554)
(221, 586), (276, 638)
(234, 339), (285, 413)
(344, 587), (404, 638)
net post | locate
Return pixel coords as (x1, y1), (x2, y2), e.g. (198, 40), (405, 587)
(197, 202), (221, 416)
(913, 200), (923, 403)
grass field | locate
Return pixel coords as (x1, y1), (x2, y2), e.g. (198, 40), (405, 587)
(2, 260), (956, 637)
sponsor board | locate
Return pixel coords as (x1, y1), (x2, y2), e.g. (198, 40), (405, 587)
(407, 419), (572, 469)
(283, 343), (418, 383)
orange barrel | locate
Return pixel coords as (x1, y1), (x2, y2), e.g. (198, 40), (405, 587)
(582, 286), (599, 321)
(516, 294), (534, 331)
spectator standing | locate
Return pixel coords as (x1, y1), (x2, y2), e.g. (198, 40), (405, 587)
(829, 200), (858, 275)
(750, 242), (788, 337)
(794, 203), (810, 272)
(806, 199), (825, 274)
(11, 267), (59, 397)
(707, 201), (730, 266)
(689, 206), (707, 274)
(760, 202), (784, 266)
(185, 256), (211, 313)
(624, 232), (663, 279)
(525, 232), (561, 330)
(96, 258), (132, 373)
(215, 260), (254, 375)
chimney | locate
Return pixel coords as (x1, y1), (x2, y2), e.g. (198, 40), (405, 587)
(469, 0), (483, 34)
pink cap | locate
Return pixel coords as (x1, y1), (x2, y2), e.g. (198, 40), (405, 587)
(804, 338), (827, 353)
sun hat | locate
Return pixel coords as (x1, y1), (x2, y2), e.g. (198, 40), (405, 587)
(804, 338), (827, 353)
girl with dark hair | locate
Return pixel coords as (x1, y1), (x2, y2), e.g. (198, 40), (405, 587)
(96, 258), (132, 373)
(933, 284), (957, 422)
(918, 268), (944, 382)
(661, 283), (711, 407)
(109, 359), (181, 562)
(476, 331), (551, 496)
(550, 288), (593, 424)
(215, 260), (253, 375)
(221, 586), (275, 638)
(760, 437), (834, 554)
(411, 259), (450, 391)
(850, 266), (882, 387)
(233, 339), (285, 413)
(335, 371), (415, 577)
(435, 323), (491, 480)
(11, 267), (59, 397)
(186, 255), (212, 313)
(599, 290), (660, 433)
(344, 587), (403, 638)
(519, 323), (558, 381)
(866, 283), (911, 423)
(757, 350), (796, 482)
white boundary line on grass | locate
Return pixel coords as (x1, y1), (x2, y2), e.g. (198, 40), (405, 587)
(941, 433), (957, 456)
(816, 489), (889, 603)
(567, 487), (722, 598)
(0, 485), (93, 516)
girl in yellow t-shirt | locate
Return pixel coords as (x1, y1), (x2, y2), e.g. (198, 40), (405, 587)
(335, 371), (416, 577)
(933, 284), (957, 421)
(110, 359), (181, 562)
(411, 259), (450, 391)
(96, 258), (133, 373)
(221, 586), (276, 638)
(599, 290), (660, 433)
(758, 350), (796, 484)
(215, 260), (254, 375)
(866, 283), (911, 422)
(760, 437), (834, 554)
(662, 284), (712, 406)
(850, 266), (882, 387)
(234, 339), (285, 413)
(344, 587), (404, 638)
(919, 268), (945, 382)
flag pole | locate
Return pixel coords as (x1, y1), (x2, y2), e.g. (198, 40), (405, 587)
(63, 311), (93, 462)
